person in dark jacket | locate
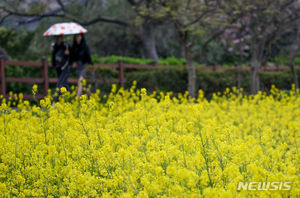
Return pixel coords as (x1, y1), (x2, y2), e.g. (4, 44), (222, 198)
(70, 34), (93, 97)
(51, 35), (71, 98)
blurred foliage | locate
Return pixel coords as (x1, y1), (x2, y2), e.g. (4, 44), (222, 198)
(273, 56), (300, 65)
(0, 0), (298, 96)
(5, 63), (299, 96)
(92, 55), (153, 65)
(158, 57), (186, 65)
(92, 55), (186, 65)
(0, 27), (35, 60)
(126, 66), (299, 96)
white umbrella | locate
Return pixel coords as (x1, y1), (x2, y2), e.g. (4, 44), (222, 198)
(43, 22), (87, 36)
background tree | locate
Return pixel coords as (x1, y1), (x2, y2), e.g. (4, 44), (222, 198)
(1, 0), (300, 96)
(0, 27), (34, 60)
(161, 0), (228, 97)
(0, 0), (171, 62)
(220, 0), (300, 94)
(274, 27), (300, 89)
(221, 25), (251, 90)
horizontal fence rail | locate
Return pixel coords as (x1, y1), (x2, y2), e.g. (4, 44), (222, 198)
(0, 56), (299, 99)
(0, 57), (155, 99)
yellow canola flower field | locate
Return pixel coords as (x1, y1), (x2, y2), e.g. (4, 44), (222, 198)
(0, 84), (299, 197)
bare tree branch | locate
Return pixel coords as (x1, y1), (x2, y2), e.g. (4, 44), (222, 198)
(0, 3), (130, 27)
(75, 16), (130, 26)
(0, 6), (65, 18)
(194, 26), (227, 59)
(127, 0), (143, 6)
(56, 0), (66, 12)
(0, 13), (11, 25)
(184, 9), (214, 28)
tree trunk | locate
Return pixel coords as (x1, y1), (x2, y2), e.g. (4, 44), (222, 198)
(180, 42), (186, 59)
(290, 56), (299, 90)
(250, 42), (263, 94)
(187, 57), (196, 98)
(236, 63), (242, 90)
(139, 23), (159, 63)
(251, 60), (260, 94)
(184, 45), (196, 98)
(177, 29), (196, 97)
(290, 29), (300, 91)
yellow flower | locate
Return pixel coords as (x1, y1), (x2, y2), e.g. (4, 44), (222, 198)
(60, 87), (67, 93)
(32, 84), (38, 95)
(0, 85), (298, 197)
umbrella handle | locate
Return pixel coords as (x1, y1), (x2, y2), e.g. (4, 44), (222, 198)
(65, 48), (70, 55)
(61, 60), (70, 70)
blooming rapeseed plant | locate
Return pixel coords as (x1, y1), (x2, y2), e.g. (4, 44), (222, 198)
(32, 84), (38, 95)
(0, 85), (299, 197)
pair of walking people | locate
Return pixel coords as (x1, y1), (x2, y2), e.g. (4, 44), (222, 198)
(51, 34), (92, 98)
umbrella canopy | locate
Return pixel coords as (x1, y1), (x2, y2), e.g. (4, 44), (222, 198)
(43, 22), (87, 36)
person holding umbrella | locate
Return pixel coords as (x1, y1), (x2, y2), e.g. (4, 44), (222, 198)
(70, 33), (93, 97)
(43, 22), (88, 99)
(51, 35), (71, 96)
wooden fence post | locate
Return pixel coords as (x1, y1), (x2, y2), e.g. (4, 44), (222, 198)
(118, 60), (124, 88)
(212, 64), (216, 71)
(42, 57), (49, 97)
(0, 56), (6, 97)
(236, 63), (241, 90)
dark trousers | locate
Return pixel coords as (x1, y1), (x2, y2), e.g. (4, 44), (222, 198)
(56, 66), (71, 90)
(55, 66), (71, 101)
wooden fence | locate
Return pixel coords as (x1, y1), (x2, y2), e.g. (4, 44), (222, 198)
(0, 57), (154, 99)
(0, 56), (298, 99)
